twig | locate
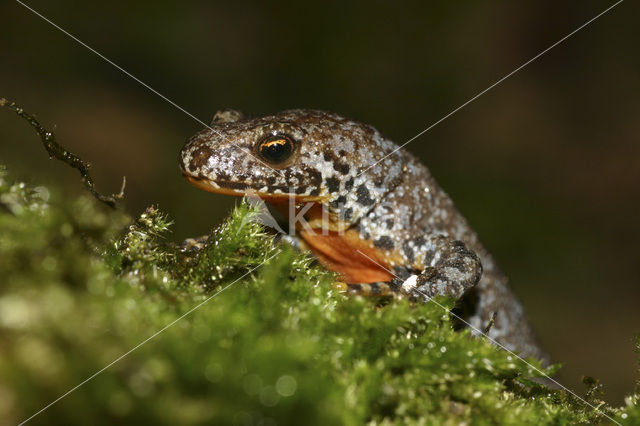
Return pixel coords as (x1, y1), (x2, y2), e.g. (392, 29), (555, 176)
(483, 311), (498, 335)
(0, 97), (125, 208)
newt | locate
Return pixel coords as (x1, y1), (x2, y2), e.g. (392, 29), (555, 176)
(179, 109), (544, 359)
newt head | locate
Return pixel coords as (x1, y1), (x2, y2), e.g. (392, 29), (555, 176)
(179, 108), (405, 229)
(181, 109), (324, 203)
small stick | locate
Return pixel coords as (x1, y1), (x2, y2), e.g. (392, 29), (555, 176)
(483, 311), (498, 335)
(0, 97), (125, 209)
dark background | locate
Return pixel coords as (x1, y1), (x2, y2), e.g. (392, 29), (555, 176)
(1, 0), (638, 404)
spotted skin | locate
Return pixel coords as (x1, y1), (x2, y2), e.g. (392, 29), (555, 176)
(180, 109), (544, 359)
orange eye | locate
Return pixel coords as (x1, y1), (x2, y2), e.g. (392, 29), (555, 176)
(257, 134), (295, 165)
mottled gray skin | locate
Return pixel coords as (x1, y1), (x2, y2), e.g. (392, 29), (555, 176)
(180, 109), (544, 360)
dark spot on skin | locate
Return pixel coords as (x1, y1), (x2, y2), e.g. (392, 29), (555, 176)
(363, 124), (375, 137)
(330, 195), (347, 209)
(308, 169), (323, 189)
(356, 185), (375, 206)
(187, 145), (212, 173)
(389, 277), (403, 291)
(309, 187), (320, 196)
(374, 236), (394, 250)
(333, 162), (350, 175)
(348, 284), (362, 294)
(369, 282), (381, 295)
(374, 178), (384, 187)
(393, 266), (415, 280)
(448, 258), (466, 271)
(339, 150), (347, 157)
(344, 177), (354, 191)
(450, 240), (469, 256)
(325, 177), (340, 193)
(414, 236), (426, 247)
(295, 186), (308, 194)
(402, 241), (415, 263)
(415, 270), (431, 286)
(343, 207), (353, 220)
(323, 152), (332, 162)
(266, 176), (277, 185)
(218, 181), (249, 191)
(215, 170), (232, 181)
(385, 219), (394, 229)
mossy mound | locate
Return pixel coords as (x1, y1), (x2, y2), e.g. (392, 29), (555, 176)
(0, 167), (637, 425)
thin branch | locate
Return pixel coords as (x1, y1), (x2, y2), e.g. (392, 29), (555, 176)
(0, 97), (125, 208)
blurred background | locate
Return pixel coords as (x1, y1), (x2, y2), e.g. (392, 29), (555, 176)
(1, 0), (638, 404)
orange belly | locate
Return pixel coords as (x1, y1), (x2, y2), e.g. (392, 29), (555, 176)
(299, 228), (394, 283)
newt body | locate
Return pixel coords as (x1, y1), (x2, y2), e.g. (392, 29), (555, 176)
(180, 109), (544, 359)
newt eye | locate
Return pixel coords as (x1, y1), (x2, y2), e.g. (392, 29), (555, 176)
(256, 134), (295, 165)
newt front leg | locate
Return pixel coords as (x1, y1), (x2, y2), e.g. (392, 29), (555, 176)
(347, 235), (482, 300)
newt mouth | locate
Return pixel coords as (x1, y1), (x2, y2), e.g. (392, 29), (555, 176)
(183, 174), (250, 197)
(182, 174), (328, 202)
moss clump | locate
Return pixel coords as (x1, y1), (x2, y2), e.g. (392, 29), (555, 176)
(0, 167), (636, 425)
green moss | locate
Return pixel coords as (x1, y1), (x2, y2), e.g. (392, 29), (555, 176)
(0, 167), (636, 425)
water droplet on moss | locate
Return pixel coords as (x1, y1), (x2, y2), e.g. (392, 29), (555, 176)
(276, 375), (297, 397)
(41, 256), (57, 271)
